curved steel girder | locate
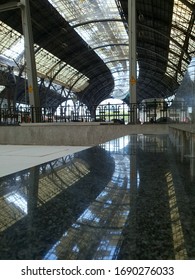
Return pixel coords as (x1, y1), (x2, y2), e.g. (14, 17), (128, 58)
(137, 23), (191, 62)
(105, 59), (177, 97)
(69, 20), (190, 85)
(89, 82), (115, 106)
(58, 45), (128, 91)
(137, 47), (187, 74)
(77, 84), (114, 108)
(105, 57), (178, 101)
(93, 42), (186, 68)
(45, 62), (68, 93)
(138, 61), (178, 87)
(72, 18), (123, 28)
(92, 43), (186, 78)
(40, 50), (113, 101)
(105, 58), (128, 65)
(105, 52), (182, 78)
(0, 67), (66, 107)
(138, 73), (177, 96)
(93, 43), (129, 51)
(45, 60), (67, 78)
(180, 0), (195, 14)
(138, 57), (181, 81)
(137, 77), (175, 98)
(171, 23), (195, 43)
(77, 74), (114, 104)
(44, 41), (180, 102)
(60, 54), (114, 93)
(71, 19), (190, 70)
(171, 12), (195, 75)
(104, 49), (183, 78)
(45, 40), (185, 96)
(112, 67), (176, 98)
(137, 86), (165, 101)
(67, 63), (114, 95)
(112, 64), (177, 94)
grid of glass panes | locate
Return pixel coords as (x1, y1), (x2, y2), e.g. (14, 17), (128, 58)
(0, 20), (89, 93)
(35, 47), (89, 91)
(0, 21), (22, 59)
(167, 0), (194, 80)
(48, 0), (129, 99)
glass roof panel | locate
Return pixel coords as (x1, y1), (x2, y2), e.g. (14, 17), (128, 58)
(0, 85), (5, 92)
(167, 0), (194, 79)
(0, 20), (89, 93)
(188, 38), (195, 55)
(48, 0), (129, 99)
(49, 0), (121, 24)
(0, 21), (22, 61)
(35, 47), (89, 92)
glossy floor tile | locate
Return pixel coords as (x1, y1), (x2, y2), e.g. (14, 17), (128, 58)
(0, 145), (90, 177)
(0, 135), (195, 260)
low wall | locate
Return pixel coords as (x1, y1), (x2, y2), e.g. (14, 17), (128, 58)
(0, 123), (169, 146)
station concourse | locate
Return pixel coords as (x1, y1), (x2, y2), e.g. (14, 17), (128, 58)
(0, 0), (195, 260)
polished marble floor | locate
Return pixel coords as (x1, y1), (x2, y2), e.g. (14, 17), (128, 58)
(0, 134), (195, 260)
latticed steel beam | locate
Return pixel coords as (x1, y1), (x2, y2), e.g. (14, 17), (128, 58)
(0, 2), (23, 12)
(138, 47), (186, 75)
(138, 23), (191, 62)
(72, 18), (123, 28)
(180, 0), (195, 14)
(93, 43), (128, 51)
(0, 1), (40, 120)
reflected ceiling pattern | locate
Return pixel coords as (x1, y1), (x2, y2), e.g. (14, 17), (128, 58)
(0, 155), (90, 233)
(0, 0), (195, 108)
(0, 134), (195, 260)
(44, 139), (132, 260)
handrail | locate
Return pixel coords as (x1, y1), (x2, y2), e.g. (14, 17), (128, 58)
(0, 101), (191, 125)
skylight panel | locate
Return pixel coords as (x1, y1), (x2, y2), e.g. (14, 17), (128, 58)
(48, 0), (129, 99)
(0, 85), (5, 92)
(167, 0), (193, 79)
(0, 21), (23, 61)
(0, 20), (88, 93)
(35, 47), (89, 92)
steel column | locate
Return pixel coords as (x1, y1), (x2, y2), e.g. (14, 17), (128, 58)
(20, 0), (40, 121)
(128, 0), (137, 123)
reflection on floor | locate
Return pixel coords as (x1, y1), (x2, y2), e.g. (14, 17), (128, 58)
(0, 135), (195, 260)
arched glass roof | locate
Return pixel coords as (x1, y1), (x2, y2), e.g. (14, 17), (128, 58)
(0, 20), (89, 93)
(0, 0), (195, 107)
(48, 0), (129, 99)
(167, 0), (195, 82)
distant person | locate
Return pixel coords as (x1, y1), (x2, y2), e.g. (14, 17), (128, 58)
(150, 117), (154, 123)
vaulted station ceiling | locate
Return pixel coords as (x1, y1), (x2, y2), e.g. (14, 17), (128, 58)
(0, 0), (195, 109)
(120, 0), (195, 102)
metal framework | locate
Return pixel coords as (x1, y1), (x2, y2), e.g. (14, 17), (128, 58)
(0, 0), (195, 115)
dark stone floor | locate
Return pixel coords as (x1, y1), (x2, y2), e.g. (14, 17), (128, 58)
(0, 134), (194, 260)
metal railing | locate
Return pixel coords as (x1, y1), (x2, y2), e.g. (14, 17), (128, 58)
(0, 101), (192, 125)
